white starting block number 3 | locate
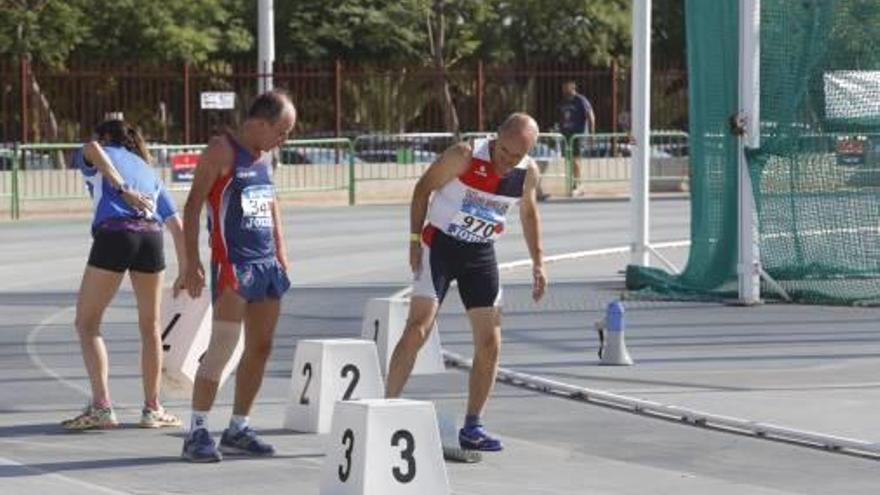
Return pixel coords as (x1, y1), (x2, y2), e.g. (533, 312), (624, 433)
(320, 399), (449, 495)
(337, 428), (417, 484)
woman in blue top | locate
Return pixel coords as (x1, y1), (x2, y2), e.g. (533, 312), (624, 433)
(62, 120), (187, 431)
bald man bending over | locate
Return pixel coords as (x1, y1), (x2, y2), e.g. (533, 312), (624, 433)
(385, 113), (548, 452)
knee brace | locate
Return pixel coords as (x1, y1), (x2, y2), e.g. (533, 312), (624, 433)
(196, 320), (242, 382)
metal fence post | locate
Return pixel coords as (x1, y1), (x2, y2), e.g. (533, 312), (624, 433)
(347, 138), (356, 205)
(566, 134), (575, 195)
(611, 60), (619, 135)
(335, 60), (343, 138)
(11, 142), (20, 219)
(20, 58), (29, 145)
(183, 62), (191, 144)
(477, 60), (485, 132)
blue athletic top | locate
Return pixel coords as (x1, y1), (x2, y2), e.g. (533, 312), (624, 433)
(206, 134), (277, 265)
(74, 143), (178, 234)
(559, 93), (594, 135)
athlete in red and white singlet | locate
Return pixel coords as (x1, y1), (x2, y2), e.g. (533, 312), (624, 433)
(387, 113), (547, 453)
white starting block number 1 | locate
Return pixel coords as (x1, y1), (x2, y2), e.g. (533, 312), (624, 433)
(362, 298), (445, 376)
(320, 399), (449, 495)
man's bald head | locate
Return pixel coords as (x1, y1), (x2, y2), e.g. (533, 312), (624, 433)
(499, 112), (540, 140)
(245, 89), (297, 151)
(248, 89), (296, 123)
(493, 112), (539, 170)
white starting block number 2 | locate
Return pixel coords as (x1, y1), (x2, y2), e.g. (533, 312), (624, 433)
(284, 339), (383, 434)
(320, 399), (449, 495)
(299, 362), (361, 406)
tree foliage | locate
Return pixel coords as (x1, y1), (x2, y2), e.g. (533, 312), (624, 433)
(478, 0), (631, 65)
(279, 0), (636, 66)
(0, 0), (689, 68)
(281, 0), (429, 63)
(0, 0), (87, 64)
(0, 0), (253, 65)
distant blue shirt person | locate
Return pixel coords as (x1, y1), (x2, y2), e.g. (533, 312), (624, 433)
(74, 142), (177, 234)
(559, 80), (595, 136)
(558, 80), (596, 196)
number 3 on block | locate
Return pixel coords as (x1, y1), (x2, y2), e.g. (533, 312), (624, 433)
(337, 429), (417, 484)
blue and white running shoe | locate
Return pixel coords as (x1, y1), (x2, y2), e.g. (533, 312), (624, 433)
(459, 424), (504, 452)
(182, 428), (222, 463)
(219, 427), (276, 457)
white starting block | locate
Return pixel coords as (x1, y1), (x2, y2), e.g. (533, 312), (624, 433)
(320, 399), (449, 495)
(361, 298), (445, 376)
(284, 339), (384, 433)
(159, 289), (243, 398)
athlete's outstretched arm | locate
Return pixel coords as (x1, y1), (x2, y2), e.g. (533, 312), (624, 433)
(408, 142), (472, 274)
(165, 215), (187, 297)
(271, 198), (289, 272)
(520, 160), (547, 301)
(181, 136), (231, 298)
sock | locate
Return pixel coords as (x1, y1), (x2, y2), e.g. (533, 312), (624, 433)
(229, 414), (249, 434)
(190, 410), (209, 433)
(464, 414), (481, 429)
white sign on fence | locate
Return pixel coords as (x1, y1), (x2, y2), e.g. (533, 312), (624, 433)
(200, 92), (236, 110)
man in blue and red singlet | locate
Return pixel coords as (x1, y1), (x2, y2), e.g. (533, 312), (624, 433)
(180, 90), (296, 462)
(385, 113), (548, 452)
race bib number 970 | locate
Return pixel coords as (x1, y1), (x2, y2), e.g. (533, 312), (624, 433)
(241, 185), (274, 229)
(449, 210), (503, 242)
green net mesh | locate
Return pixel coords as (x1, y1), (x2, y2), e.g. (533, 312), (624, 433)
(627, 0), (880, 305)
(625, 0), (740, 300)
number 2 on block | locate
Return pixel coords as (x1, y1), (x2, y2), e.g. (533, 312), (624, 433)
(299, 363), (313, 405)
(340, 364), (360, 400)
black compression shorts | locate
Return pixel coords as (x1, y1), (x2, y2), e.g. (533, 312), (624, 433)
(412, 226), (500, 309)
(88, 226), (165, 273)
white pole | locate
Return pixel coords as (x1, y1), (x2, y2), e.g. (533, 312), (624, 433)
(257, 0), (275, 93)
(738, 0), (761, 304)
(630, 0), (651, 266)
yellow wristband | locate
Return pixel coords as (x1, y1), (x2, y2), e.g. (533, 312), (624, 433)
(409, 233), (421, 242)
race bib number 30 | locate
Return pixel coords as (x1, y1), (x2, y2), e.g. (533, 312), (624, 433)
(241, 185), (274, 229)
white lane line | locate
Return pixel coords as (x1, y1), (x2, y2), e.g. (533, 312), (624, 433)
(0, 255), (85, 273)
(2, 271), (83, 291)
(390, 240), (690, 299)
(496, 240), (689, 272)
(0, 456), (134, 495)
(25, 305), (91, 398)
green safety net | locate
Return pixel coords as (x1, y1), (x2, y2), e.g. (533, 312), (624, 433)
(627, 0), (880, 305)
(626, 0), (740, 301)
